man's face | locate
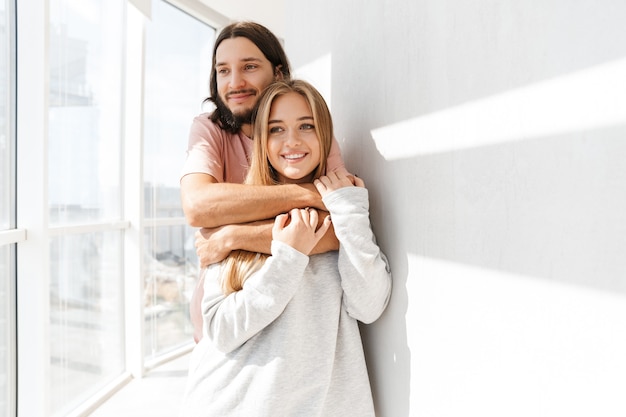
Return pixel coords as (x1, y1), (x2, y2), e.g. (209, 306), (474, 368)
(215, 37), (277, 123)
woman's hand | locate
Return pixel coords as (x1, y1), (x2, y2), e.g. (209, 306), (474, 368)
(272, 208), (331, 255)
(314, 171), (364, 198)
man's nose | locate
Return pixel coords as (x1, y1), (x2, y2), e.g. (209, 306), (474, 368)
(229, 70), (244, 88)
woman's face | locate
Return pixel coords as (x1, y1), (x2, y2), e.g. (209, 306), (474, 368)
(266, 92), (321, 184)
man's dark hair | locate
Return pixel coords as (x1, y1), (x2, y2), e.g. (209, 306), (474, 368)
(206, 21), (292, 133)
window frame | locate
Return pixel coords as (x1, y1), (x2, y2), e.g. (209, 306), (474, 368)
(2, 1), (18, 415)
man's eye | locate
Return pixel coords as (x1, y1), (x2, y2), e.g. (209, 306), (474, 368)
(216, 68), (229, 75)
(244, 64), (258, 71)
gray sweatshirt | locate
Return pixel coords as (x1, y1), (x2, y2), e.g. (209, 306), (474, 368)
(179, 187), (392, 416)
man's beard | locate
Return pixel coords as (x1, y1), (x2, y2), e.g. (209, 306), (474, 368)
(214, 94), (254, 132)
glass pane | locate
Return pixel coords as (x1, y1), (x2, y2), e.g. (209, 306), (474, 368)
(48, 0), (124, 225)
(143, 0), (214, 219)
(144, 224), (198, 359)
(49, 231), (124, 415)
(143, 0), (214, 357)
(0, 0), (10, 231)
(47, 0), (125, 415)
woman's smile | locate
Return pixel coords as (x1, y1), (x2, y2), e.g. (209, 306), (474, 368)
(282, 152), (308, 161)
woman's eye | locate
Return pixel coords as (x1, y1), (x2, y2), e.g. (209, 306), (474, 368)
(269, 126), (284, 134)
(300, 123), (315, 130)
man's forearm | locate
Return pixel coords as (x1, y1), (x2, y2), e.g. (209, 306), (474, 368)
(198, 214), (339, 266)
(181, 174), (325, 228)
(223, 214), (339, 256)
(224, 220), (273, 255)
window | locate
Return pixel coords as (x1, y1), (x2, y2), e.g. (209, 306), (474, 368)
(48, 0), (125, 414)
(142, 0), (214, 359)
(13, 0), (223, 414)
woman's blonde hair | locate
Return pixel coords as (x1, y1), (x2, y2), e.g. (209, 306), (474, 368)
(220, 79), (334, 295)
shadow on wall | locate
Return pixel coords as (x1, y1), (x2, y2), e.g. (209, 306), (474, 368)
(351, 94), (626, 417)
(337, 38), (626, 417)
(331, 1), (626, 297)
(359, 235), (411, 417)
(287, 1), (626, 415)
(365, 58), (626, 295)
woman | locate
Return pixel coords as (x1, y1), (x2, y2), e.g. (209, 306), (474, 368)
(179, 80), (392, 417)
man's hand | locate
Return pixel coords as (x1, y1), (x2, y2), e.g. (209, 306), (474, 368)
(195, 220), (274, 267)
(195, 226), (232, 267)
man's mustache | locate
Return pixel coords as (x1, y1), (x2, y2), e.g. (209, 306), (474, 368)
(225, 89), (257, 99)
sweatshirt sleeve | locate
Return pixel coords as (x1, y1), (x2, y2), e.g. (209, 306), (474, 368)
(323, 187), (392, 324)
(202, 241), (309, 353)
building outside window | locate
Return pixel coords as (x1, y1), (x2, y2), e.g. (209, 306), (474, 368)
(142, 0), (213, 360)
(47, 0), (126, 414)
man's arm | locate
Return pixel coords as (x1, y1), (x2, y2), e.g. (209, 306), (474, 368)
(181, 172), (327, 228)
(195, 214), (339, 267)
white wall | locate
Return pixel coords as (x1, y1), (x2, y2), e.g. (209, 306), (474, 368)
(285, 1), (626, 416)
(199, 0), (286, 36)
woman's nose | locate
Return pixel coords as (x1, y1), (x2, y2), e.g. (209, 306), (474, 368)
(285, 130), (301, 145)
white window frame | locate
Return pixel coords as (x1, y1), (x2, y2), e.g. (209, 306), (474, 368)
(2, 2), (18, 416)
(16, 2), (50, 414)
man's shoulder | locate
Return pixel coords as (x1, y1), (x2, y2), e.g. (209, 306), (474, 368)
(192, 112), (217, 130)
(191, 113), (238, 139)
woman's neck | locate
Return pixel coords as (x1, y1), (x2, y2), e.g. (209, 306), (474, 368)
(277, 173), (316, 185)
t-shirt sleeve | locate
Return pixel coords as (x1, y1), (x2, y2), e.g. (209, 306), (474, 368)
(180, 115), (226, 182)
(327, 135), (348, 174)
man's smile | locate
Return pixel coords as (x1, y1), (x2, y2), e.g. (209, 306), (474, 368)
(226, 89), (256, 104)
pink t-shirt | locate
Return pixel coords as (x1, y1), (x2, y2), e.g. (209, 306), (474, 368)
(181, 113), (346, 183)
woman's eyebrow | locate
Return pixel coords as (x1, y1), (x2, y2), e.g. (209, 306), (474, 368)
(268, 116), (313, 124)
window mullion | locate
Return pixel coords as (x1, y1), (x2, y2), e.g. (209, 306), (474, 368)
(16, 0), (52, 415)
(123, 1), (147, 379)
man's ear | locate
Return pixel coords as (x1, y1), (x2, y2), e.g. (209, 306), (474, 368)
(274, 65), (284, 80)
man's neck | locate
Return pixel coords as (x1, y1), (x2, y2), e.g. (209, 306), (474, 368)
(241, 123), (253, 138)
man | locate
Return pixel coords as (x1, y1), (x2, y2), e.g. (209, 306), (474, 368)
(180, 21), (346, 342)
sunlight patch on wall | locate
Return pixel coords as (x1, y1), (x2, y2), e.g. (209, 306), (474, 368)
(372, 58), (626, 160)
(406, 253), (626, 416)
(294, 53), (333, 111)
